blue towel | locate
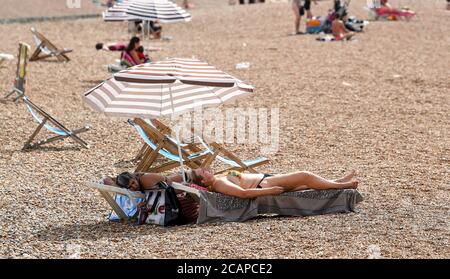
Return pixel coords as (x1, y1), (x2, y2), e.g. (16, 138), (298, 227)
(108, 194), (144, 221)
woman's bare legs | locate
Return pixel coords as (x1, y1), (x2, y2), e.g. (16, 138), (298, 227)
(334, 170), (356, 183)
(292, 1), (302, 34)
(264, 171), (358, 191)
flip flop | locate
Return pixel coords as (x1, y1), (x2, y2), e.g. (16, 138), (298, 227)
(289, 31), (306, 36)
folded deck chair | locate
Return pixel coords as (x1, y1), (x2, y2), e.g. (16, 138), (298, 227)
(29, 27), (72, 62)
(129, 118), (211, 173)
(22, 96), (90, 150)
(144, 118), (270, 174)
(3, 43), (29, 102)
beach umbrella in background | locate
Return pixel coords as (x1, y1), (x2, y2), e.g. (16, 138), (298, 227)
(103, 0), (192, 23)
(103, 0), (132, 21)
(83, 58), (253, 181)
(125, 0), (191, 23)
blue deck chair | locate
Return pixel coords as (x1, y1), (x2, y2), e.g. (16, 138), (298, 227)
(131, 118), (270, 174)
(22, 96), (90, 150)
(129, 118), (211, 173)
(196, 136), (270, 174)
(29, 27), (72, 62)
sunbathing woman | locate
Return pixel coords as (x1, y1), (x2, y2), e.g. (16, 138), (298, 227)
(189, 168), (358, 199)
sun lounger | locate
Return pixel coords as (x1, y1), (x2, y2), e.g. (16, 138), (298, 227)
(88, 180), (363, 224)
(86, 179), (200, 221)
(22, 96), (90, 150)
(3, 43), (29, 102)
(87, 181), (146, 221)
(29, 27), (72, 62)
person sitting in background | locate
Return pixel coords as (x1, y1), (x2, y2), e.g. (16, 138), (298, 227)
(124, 36), (150, 65)
(331, 10), (355, 41)
(189, 168), (358, 199)
(148, 21), (162, 40)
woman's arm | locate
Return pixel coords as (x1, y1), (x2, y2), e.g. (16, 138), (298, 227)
(129, 50), (144, 64)
(213, 178), (284, 199)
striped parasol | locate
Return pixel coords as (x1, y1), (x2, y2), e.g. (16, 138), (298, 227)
(83, 58), (253, 119)
(125, 0), (191, 23)
(102, 0), (132, 21)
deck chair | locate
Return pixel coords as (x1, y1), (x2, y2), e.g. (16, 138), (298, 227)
(132, 118), (270, 174)
(86, 180), (200, 221)
(129, 118), (211, 173)
(87, 181), (146, 221)
(29, 27), (72, 62)
(22, 96), (90, 150)
(3, 43), (29, 102)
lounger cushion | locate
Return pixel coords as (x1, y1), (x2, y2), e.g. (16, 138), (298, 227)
(196, 189), (363, 224)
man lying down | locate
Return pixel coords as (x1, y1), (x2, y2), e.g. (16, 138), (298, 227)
(104, 168), (359, 198)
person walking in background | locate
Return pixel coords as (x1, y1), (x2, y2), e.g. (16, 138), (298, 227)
(291, 0), (318, 35)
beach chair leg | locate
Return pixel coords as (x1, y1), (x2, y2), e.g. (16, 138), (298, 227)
(133, 144), (149, 163)
(29, 44), (44, 61)
(28, 126), (90, 149)
(3, 88), (24, 103)
(23, 117), (48, 150)
(136, 147), (161, 172)
(201, 150), (219, 168)
(98, 190), (128, 221)
(67, 127), (90, 148)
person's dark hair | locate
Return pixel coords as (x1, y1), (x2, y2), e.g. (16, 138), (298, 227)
(126, 36), (140, 53)
(95, 43), (104, 50)
(116, 172), (134, 188)
(190, 170), (206, 187)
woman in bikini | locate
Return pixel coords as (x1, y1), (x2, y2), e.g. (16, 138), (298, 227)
(331, 10), (355, 41)
(189, 168), (358, 199)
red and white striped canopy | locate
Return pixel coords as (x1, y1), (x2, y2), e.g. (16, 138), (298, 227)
(103, 0), (191, 23)
(83, 58), (253, 118)
(126, 0), (191, 23)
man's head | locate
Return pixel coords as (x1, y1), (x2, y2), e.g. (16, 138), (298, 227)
(95, 43), (104, 50)
(116, 172), (140, 191)
(190, 168), (215, 187)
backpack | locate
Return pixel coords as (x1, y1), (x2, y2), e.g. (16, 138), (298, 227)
(136, 181), (186, 226)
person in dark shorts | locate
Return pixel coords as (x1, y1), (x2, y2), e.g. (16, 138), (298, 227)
(291, 0), (318, 35)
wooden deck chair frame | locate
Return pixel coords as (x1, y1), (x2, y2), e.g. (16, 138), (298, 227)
(132, 118), (202, 163)
(22, 96), (90, 150)
(3, 43), (30, 103)
(130, 118), (211, 173)
(87, 181), (200, 221)
(29, 27), (72, 62)
(138, 119), (270, 174)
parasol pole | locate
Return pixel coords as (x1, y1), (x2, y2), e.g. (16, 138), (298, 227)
(168, 84), (187, 184)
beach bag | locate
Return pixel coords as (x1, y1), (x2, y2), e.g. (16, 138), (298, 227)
(136, 181), (184, 226)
